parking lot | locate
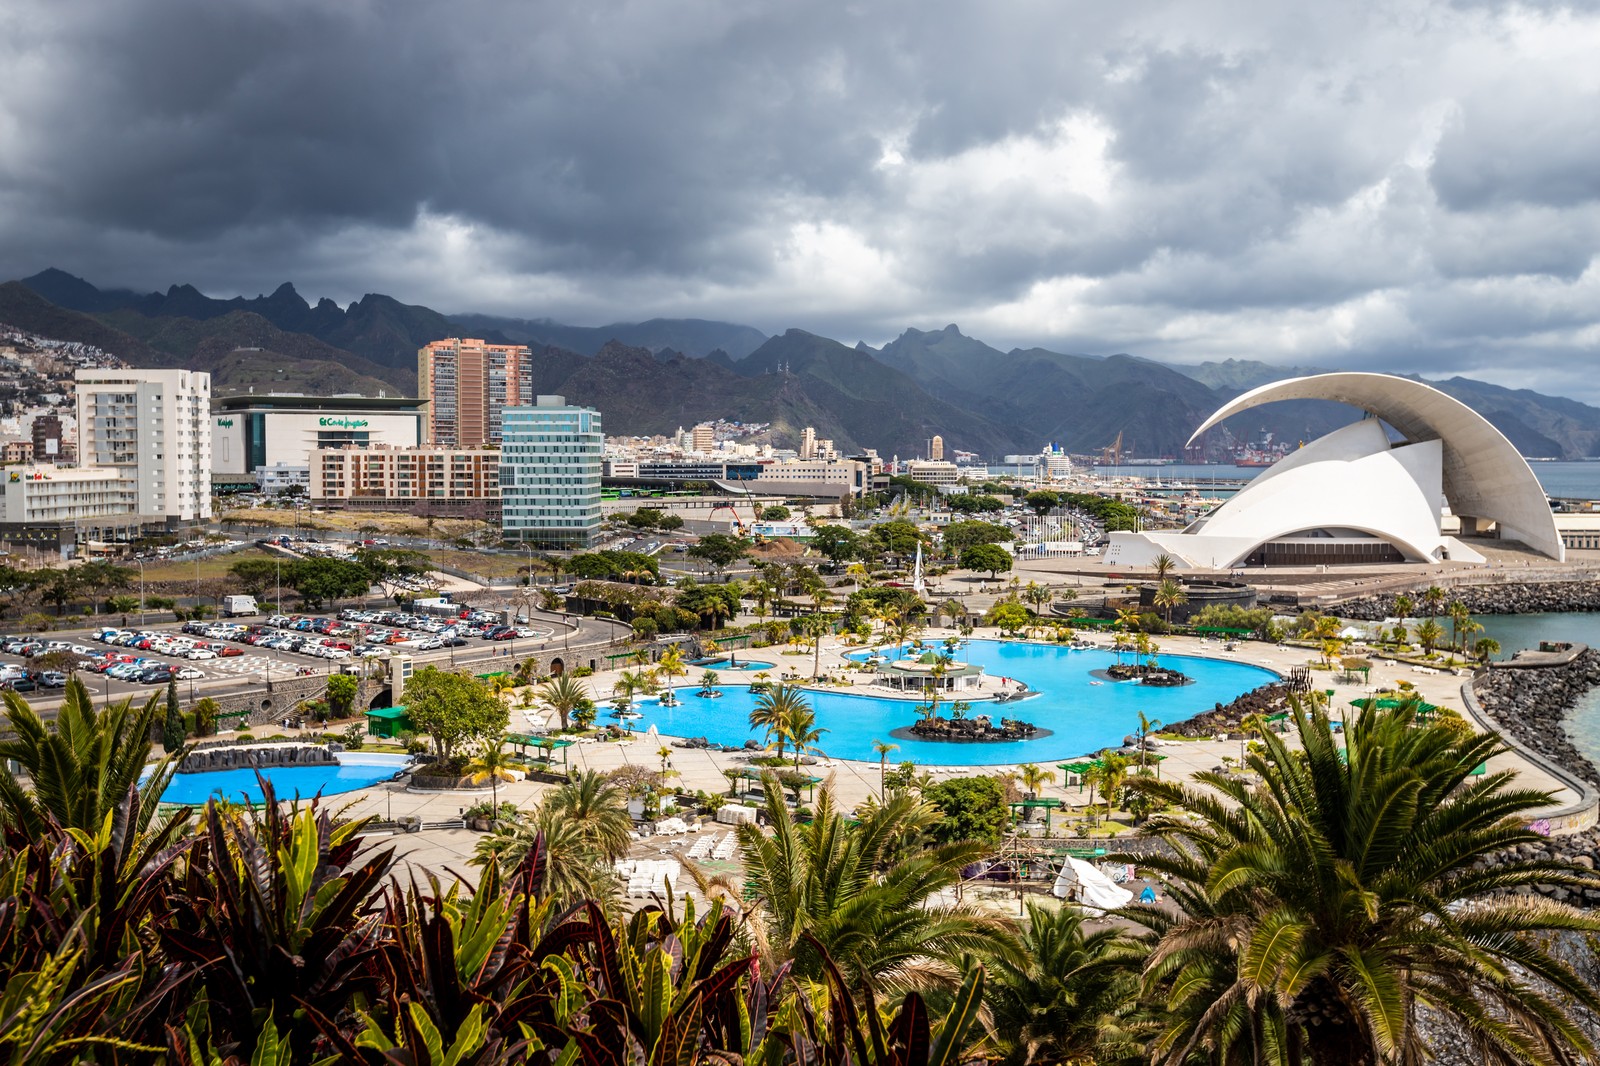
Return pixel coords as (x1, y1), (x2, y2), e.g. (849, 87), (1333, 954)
(0, 606), (563, 703)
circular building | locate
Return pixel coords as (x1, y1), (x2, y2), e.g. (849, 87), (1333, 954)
(1105, 372), (1563, 570)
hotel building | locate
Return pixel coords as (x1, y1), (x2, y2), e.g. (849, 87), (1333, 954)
(76, 368), (211, 523)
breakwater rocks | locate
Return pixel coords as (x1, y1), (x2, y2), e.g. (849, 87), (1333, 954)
(1162, 683), (1293, 738)
(1472, 650), (1600, 789)
(177, 744), (337, 774)
(1339, 581), (1600, 619)
(1472, 650), (1600, 906)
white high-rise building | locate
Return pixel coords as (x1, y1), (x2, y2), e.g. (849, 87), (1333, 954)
(76, 368), (212, 522)
(499, 395), (603, 549)
(799, 426), (817, 459)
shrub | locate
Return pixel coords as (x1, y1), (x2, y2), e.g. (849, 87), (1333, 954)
(340, 723), (366, 750)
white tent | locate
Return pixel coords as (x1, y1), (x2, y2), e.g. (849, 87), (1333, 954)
(643, 724), (662, 750)
(1051, 857), (1134, 913)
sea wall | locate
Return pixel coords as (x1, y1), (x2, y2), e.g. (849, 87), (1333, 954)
(1466, 651), (1600, 905)
(1338, 581), (1600, 619)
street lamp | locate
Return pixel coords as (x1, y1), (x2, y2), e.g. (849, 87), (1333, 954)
(137, 560), (145, 627)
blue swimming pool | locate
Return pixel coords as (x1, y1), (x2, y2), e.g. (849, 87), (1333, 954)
(692, 658), (776, 671)
(158, 752), (413, 806)
(631, 639), (1277, 765)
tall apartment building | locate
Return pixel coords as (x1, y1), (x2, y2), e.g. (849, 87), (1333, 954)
(417, 338), (534, 447)
(500, 396), (603, 549)
(76, 368), (211, 522)
(311, 445), (501, 519)
(799, 426), (816, 460)
(690, 423), (716, 455)
(31, 414), (65, 463)
(928, 434), (944, 461)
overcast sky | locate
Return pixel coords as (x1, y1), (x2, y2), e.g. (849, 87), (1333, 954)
(3, 0), (1599, 396)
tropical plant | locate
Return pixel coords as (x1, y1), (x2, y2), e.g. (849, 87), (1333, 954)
(872, 740), (899, 798)
(464, 740), (517, 822)
(737, 776), (1020, 991)
(1415, 616), (1444, 655)
(1151, 579), (1187, 626)
(538, 673), (590, 731)
(0, 677), (180, 836)
(985, 902), (1152, 1066)
(748, 682), (811, 761)
(1018, 762), (1055, 798)
(1126, 695), (1600, 1066)
(656, 645), (689, 700)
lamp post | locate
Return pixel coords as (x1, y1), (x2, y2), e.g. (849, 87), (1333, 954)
(137, 560), (145, 627)
(275, 556), (282, 615)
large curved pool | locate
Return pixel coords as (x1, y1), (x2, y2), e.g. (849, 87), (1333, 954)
(633, 639), (1278, 766)
(159, 752), (413, 806)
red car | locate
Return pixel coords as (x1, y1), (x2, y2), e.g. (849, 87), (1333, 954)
(214, 645), (244, 657)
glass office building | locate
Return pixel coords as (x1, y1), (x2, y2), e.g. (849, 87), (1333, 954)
(499, 396), (602, 549)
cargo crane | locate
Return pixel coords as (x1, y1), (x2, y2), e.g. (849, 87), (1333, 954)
(1099, 430), (1124, 468)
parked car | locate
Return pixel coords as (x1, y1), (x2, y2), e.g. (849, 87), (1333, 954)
(39, 672), (68, 688)
(174, 667), (205, 681)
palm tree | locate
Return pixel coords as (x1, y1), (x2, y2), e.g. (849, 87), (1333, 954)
(655, 645), (688, 702)
(471, 805), (610, 906)
(545, 768), (634, 860)
(1393, 592), (1414, 619)
(1415, 616), (1444, 655)
(1151, 552), (1176, 583)
(749, 683), (809, 760)
(697, 669), (720, 694)
(939, 597), (965, 629)
(611, 669), (646, 710)
(1018, 762), (1055, 799)
(872, 740), (898, 798)
(985, 902), (1151, 1066)
(1151, 579), (1186, 626)
(0, 677), (179, 836)
(1474, 635), (1502, 662)
(463, 740), (516, 825)
(1097, 751), (1130, 813)
(784, 702), (827, 771)
(1420, 583), (1447, 617)
(537, 674), (590, 731)
(808, 586), (834, 678)
(1127, 696), (1600, 1066)
(736, 778), (1020, 992)
(1022, 581), (1051, 618)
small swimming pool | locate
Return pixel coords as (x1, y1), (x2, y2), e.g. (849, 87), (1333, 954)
(632, 639), (1277, 765)
(692, 658), (776, 672)
(158, 752), (412, 806)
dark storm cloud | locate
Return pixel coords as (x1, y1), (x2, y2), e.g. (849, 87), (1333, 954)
(2, 0), (1600, 399)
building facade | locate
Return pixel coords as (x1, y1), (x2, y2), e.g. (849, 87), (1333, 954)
(500, 396), (603, 548)
(30, 414), (65, 463)
(418, 338), (535, 447)
(212, 395), (424, 476)
(311, 446), (501, 519)
(76, 368), (211, 522)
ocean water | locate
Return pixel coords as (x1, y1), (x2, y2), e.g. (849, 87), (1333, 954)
(1102, 461), (1600, 499)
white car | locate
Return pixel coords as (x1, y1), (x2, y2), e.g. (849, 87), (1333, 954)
(174, 667), (205, 680)
(185, 649), (217, 660)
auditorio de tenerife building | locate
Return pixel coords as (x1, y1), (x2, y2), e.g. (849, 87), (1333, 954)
(1104, 372), (1564, 571)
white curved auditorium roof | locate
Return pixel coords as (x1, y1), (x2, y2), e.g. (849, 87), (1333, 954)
(1189, 372), (1562, 561)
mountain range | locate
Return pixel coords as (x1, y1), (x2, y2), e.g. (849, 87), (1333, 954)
(7, 267), (1600, 461)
